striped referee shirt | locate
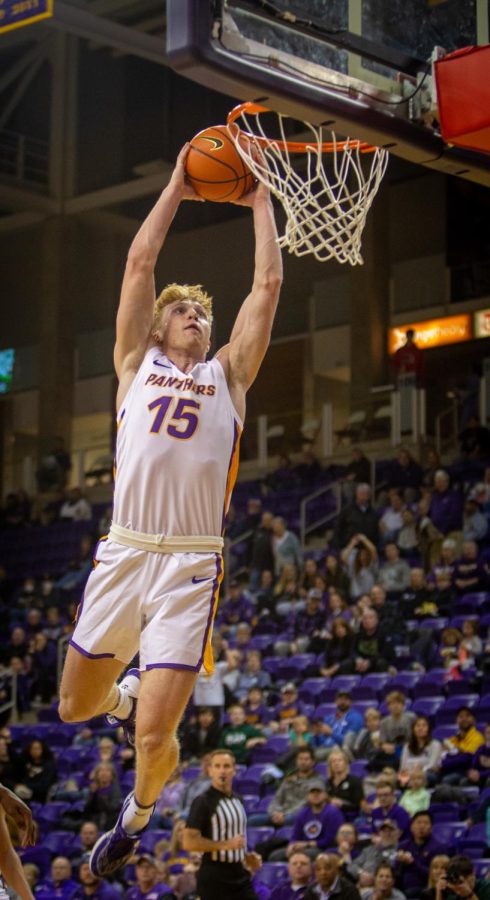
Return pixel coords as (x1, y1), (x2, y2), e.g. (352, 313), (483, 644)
(186, 785), (247, 864)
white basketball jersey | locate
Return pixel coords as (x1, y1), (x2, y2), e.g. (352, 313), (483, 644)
(112, 349), (242, 537)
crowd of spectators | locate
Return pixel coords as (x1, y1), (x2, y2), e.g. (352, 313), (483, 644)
(0, 439), (490, 897)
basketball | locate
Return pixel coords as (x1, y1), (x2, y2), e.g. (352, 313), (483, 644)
(185, 125), (255, 202)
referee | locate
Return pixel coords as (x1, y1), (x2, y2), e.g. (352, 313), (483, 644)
(183, 749), (262, 900)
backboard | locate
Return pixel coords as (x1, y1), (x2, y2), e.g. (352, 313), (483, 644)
(166, 0), (490, 185)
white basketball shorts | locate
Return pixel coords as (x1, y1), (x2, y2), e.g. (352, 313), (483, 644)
(69, 537), (223, 673)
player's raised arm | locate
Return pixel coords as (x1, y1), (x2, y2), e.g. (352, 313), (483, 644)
(219, 183), (283, 392)
(114, 145), (201, 387)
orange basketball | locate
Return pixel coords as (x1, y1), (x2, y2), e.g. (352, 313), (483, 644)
(185, 125), (255, 202)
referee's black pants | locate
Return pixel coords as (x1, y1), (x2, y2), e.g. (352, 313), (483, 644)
(197, 862), (259, 900)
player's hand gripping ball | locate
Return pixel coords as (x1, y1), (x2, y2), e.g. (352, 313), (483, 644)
(185, 125), (255, 202)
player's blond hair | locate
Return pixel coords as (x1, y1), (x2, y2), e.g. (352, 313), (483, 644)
(153, 283), (213, 331)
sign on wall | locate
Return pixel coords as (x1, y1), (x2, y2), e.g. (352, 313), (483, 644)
(0, 0), (53, 34)
(388, 315), (472, 354)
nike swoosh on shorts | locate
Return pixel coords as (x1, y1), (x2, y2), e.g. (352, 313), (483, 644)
(153, 359), (171, 368)
(192, 576), (212, 584)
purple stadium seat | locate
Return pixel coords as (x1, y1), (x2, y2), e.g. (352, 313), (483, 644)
(350, 759), (369, 778)
(120, 770), (136, 791)
(275, 826), (294, 841)
(412, 697), (445, 717)
(445, 694), (480, 709)
(182, 765), (201, 781)
(447, 679), (477, 696)
(36, 803), (71, 826)
(266, 735), (291, 754)
(388, 672), (422, 695)
(473, 860), (490, 879)
(449, 615), (479, 631)
(249, 635), (275, 652)
(330, 675), (362, 692)
(314, 703), (337, 720)
(351, 686), (377, 701)
(418, 617), (449, 632)
(247, 826), (275, 848)
(429, 803), (462, 822)
(262, 657), (279, 677)
(467, 823), (487, 841)
(432, 724), (457, 741)
(457, 840), (487, 858)
(299, 678), (330, 702)
(243, 795), (260, 814)
(137, 830), (171, 853)
(431, 822), (467, 847)
(40, 831), (77, 855)
(254, 862), (289, 888)
(18, 847), (52, 877)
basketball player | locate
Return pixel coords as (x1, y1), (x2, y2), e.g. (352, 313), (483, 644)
(183, 749), (261, 900)
(58, 143), (282, 876)
(0, 782), (36, 900)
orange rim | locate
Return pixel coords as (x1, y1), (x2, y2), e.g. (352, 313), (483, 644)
(227, 101), (378, 154)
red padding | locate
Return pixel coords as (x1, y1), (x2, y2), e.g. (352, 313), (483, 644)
(435, 45), (490, 153)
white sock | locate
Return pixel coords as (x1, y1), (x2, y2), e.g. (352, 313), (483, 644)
(121, 795), (155, 834)
(108, 686), (132, 721)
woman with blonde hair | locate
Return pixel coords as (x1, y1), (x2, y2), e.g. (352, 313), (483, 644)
(326, 749), (365, 816)
(420, 854), (450, 900)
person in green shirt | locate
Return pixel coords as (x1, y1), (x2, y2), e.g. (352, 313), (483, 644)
(443, 856), (490, 900)
(218, 705), (266, 764)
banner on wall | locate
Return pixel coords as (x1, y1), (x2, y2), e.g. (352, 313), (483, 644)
(0, 0), (53, 34)
(388, 315), (472, 354)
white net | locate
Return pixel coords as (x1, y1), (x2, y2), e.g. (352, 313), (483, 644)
(227, 105), (389, 266)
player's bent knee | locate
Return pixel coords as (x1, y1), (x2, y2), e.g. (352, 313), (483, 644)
(58, 694), (95, 723)
(137, 729), (178, 760)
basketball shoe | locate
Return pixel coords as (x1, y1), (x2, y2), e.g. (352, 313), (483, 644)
(105, 668), (140, 746)
(89, 791), (152, 877)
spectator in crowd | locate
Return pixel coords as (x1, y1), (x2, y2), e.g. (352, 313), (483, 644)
(254, 569), (275, 617)
(313, 692), (364, 758)
(152, 767), (186, 830)
(466, 722), (490, 787)
(22, 863), (40, 892)
(83, 762), (121, 831)
(323, 590), (353, 634)
(235, 650), (272, 699)
(379, 491), (405, 545)
(242, 687), (272, 731)
(248, 511), (275, 593)
(294, 444), (322, 490)
(15, 739), (57, 803)
(217, 580), (255, 636)
(181, 708), (220, 762)
(462, 499), (488, 543)
(323, 554), (350, 599)
(419, 855), (450, 900)
(340, 447), (371, 503)
(333, 484), (379, 550)
(399, 717), (442, 784)
(396, 811), (443, 898)
(218, 704), (266, 764)
(249, 748), (320, 827)
(299, 559), (321, 597)
(396, 507), (419, 557)
(193, 647), (237, 717)
(334, 823), (360, 874)
(266, 454), (297, 493)
(268, 850), (312, 900)
(70, 857), (122, 900)
(344, 610), (393, 675)
(429, 471), (463, 538)
(401, 569), (435, 619)
(377, 692), (416, 770)
(391, 330), (425, 387)
(319, 620), (356, 679)
(272, 517), (304, 575)
(341, 534), (378, 602)
(70, 822), (100, 868)
(378, 544), (411, 596)
(346, 822), (401, 887)
(1, 490), (31, 528)
(441, 855), (490, 900)
(30, 633), (57, 704)
(369, 781), (410, 836)
(346, 708), (382, 766)
(126, 854), (176, 900)
(453, 541), (485, 594)
(54, 534), (94, 594)
(398, 769), (430, 817)
(0, 735), (19, 791)
(304, 853), (361, 900)
(361, 863), (406, 900)
(459, 619), (483, 668)
(286, 590), (326, 654)
(386, 448), (423, 502)
(369, 586), (405, 643)
(36, 857), (78, 899)
(272, 684), (305, 730)
(325, 750), (364, 816)
(458, 416), (490, 459)
(273, 563), (302, 619)
(60, 487), (92, 521)
(177, 754), (211, 820)
(270, 782), (344, 861)
(441, 707), (484, 783)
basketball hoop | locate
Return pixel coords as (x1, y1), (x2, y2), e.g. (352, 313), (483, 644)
(227, 102), (389, 265)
